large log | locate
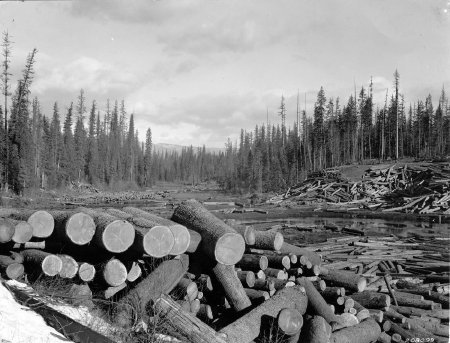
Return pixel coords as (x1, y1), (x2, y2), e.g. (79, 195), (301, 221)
(153, 293), (228, 343)
(279, 242), (322, 266)
(103, 208), (174, 258)
(253, 230), (284, 251)
(329, 318), (381, 343)
(218, 285), (308, 343)
(266, 254), (291, 270)
(231, 225), (256, 246)
(236, 254), (268, 271)
(171, 199), (245, 265)
(48, 210), (96, 245)
(114, 254), (189, 327)
(0, 218), (15, 243)
(8, 219), (33, 244)
(296, 277), (341, 325)
(212, 263), (252, 311)
(122, 207), (191, 255)
(58, 254), (79, 279)
(21, 249), (62, 276)
(9, 210), (54, 238)
(78, 208), (135, 253)
(99, 258), (128, 287)
(300, 315), (332, 343)
(0, 254), (24, 279)
(390, 305), (449, 320)
(349, 291), (391, 309)
(322, 269), (367, 293)
(277, 308), (303, 342)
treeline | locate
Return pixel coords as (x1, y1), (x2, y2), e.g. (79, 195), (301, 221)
(217, 74), (450, 193)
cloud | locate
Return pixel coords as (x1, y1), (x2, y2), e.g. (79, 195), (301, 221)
(33, 56), (138, 95)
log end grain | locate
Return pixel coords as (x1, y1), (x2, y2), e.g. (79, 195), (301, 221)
(144, 225), (175, 258)
(6, 263), (25, 280)
(103, 259), (128, 287)
(11, 221), (33, 244)
(41, 255), (63, 276)
(58, 255), (79, 279)
(168, 224), (191, 255)
(28, 210), (54, 238)
(66, 212), (96, 245)
(101, 220), (135, 253)
(215, 233), (245, 266)
(0, 219), (15, 243)
(273, 232), (284, 251)
(78, 262), (96, 282)
(278, 308), (304, 335)
(126, 261), (142, 282)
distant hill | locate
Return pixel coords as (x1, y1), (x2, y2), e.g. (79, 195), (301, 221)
(153, 143), (225, 155)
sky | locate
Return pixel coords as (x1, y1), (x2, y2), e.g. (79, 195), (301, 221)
(0, 0), (449, 148)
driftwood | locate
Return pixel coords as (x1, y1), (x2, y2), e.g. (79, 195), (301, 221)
(172, 199), (245, 265)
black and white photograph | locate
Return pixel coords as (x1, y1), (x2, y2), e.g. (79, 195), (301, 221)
(0, 0), (449, 342)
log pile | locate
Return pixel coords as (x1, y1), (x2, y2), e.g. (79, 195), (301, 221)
(0, 201), (448, 343)
(268, 162), (450, 215)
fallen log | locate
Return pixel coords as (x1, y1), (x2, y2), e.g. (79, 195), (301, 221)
(114, 254), (189, 327)
(0, 218), (14, 243)
(277, 308), (303, 342)
(8, 219), (33, 244)
(173, 277), (199, 302)
(237, 270), (256, 288)
(9, 210), (54, 238)
(171, 199), (245, 265)
(153, 293), (227, 343)
(244, 288), (271, 302)
(48, 210), (96, 245)
(279, 242), (322, 266)
(121, 207), (192, 255)
(21, 249), (62, 277)
(125, 261), (142, 282)
(390, 305), (449, 320)
(253, 230), (284, 251)
(103, 282), (127, 299)
(231, 225), (256, 246)
(266, 254), (291, 270)
(78, 208), (135, 253)
(218, 285), (308, 343)
(297, 277), (341, 325)
(329, 318), (381, 343)
(212, 263), (252, 311)
(236, 254), (268, 271)
(78, 262), (96, 282)
(322, 269), (367, 293)
(99, 258), (128, 287)
(349, 291), (391, 309)
(0, 254), (24, 280)
(58, 254), (79, 279)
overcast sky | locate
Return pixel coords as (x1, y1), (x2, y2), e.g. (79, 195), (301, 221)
(1, 0), (449, 147)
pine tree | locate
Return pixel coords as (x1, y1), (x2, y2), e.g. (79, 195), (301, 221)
(86, 100), (99, 184)
(61, 103), (76, 182)
(144, 127), (152, 186)
(49, 102), (62, 186)
(1, 32), (12, 186)
(313, 87), (326, 169)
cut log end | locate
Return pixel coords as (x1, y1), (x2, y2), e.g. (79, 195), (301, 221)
(6, 263), (25, 280)
(42, 255), (63, 276)
(28, 210), (54, 238)
(273, 232), (284, 251)
(58, 255), (79, 279)
(11, 221), (33, 244)
(168, 224), (191, 255)
(144, 225), (175, 258)
(66, 212), (96, 245)
(103, 259), (128, 287)
(0, 219), (15, 243)
(278, 308), (304, 336)
(102, 220), (135, 253)
(78, 262), (96, 282)
(215, 233), (246, 266)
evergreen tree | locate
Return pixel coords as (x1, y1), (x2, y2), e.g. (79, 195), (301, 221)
(144, 127), (152, 186)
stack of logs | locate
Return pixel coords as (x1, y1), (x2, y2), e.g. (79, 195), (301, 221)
(0, 200), (449, 343)
(268, 162), (450, 215)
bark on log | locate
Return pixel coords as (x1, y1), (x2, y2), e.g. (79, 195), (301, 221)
(244, 288), (270, 302)
(122, 207), (191, 255)
(171, 199), (245, 265)
(0, 218), (15, 243)
(236, 254), (268, 271)
(232, 225), (256, 246)
(78, 262), (96, 282)
(265, 267), (288, 280)
(406, 317), (449, 337)
(186, 229), (202, 253)
(322, 269), (367, 293)
(0, 254), (24, 279)
(212, 263), (252, 312)
(9, 210), (54, 238)
(253, 230), (284, 251)
(268, 277), (295, 290)
(153, 293), (228, 343)
(390, 305), (449, 320)
(8, 219), (33, 244)
(58, 254), (79, 279)
(114, 254), (189, 327)
(349, 291), (391, 309)
(394, 296), (441, 310)
(329, 318), (381, 343)
(21, 249), (62, 276)
(48, 210), (96, 245)
(253, 278), (275, 292)
(218, 285), (308, 343)
(198, 303), (214, 321)
(173, 277), (199, 302)
(78, 208), (135, 253)
(296, 277), (341, 325)
(300, 315), (332, 343)
(266, 255), (291, 270)
(237, 270), (256, 288)
(279, 242), (322, 266)
(103, 283), (127, 299)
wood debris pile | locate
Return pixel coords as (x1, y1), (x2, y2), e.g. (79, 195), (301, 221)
(268, 162), (450, 215)
(1, 201), (448, 342)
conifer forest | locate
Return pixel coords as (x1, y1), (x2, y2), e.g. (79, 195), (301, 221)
(1, 33), (449, 195)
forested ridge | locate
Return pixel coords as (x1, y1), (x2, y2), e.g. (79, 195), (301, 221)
(1, 35), (449, 194)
